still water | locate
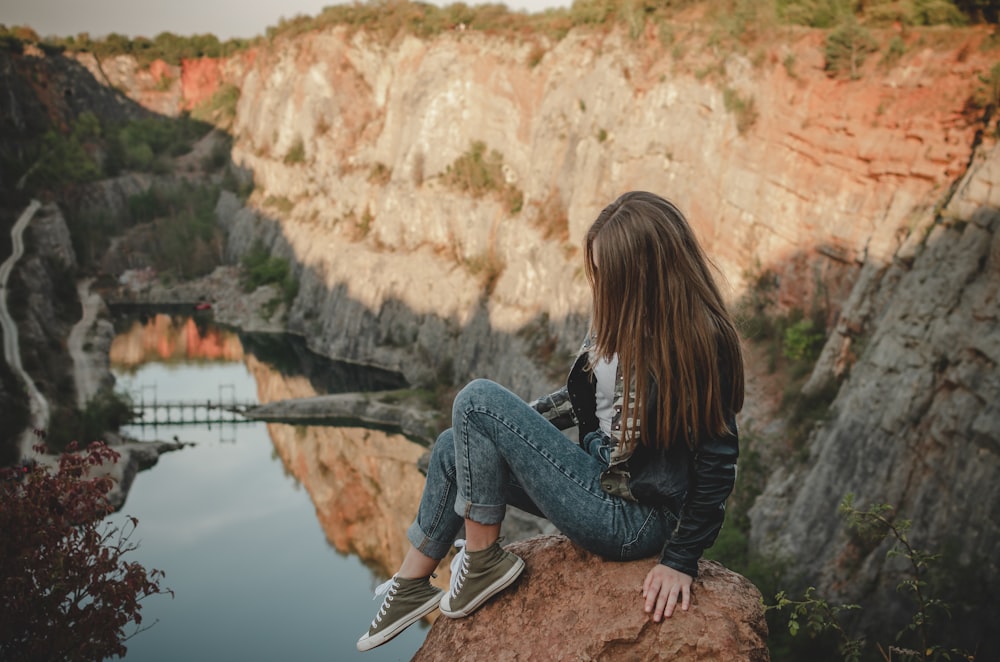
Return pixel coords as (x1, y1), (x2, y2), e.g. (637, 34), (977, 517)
(105, 317), (429, 661)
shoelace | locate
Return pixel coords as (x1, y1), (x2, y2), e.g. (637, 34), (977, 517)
(370, 575), (399, 627)
(448, 539), (469, 598)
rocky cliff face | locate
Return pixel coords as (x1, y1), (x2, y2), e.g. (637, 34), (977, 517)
(53, 24), (994, 394)
(6, 204), (81, 442)
(200, 24), (991, 399)
(749, 139), (1000, 648)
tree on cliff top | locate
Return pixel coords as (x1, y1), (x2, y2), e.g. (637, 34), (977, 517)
(0, 441), (171, 661)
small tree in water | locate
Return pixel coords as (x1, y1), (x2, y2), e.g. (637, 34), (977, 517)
(0, 440), (171, 660)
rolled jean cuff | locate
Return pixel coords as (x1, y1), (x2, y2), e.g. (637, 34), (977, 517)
(453, 495), (506, 525)
(407, 520), (455, 560)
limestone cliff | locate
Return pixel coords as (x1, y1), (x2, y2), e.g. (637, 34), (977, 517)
(203, 25), (988, 403)
(69, 23), (994, 393)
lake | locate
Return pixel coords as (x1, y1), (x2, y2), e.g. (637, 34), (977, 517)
(105, 315), (432, 662)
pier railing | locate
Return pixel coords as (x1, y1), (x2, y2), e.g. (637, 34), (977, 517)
(130, 384), (257, 427)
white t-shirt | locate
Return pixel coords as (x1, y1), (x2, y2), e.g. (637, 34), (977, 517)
(593, 354), (619, 436)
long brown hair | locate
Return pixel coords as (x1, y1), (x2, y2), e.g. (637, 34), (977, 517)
(585, 191), (744, 449)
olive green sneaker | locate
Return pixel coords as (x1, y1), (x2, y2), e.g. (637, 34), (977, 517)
(356, 575), (443, 652)
(439, 539), (525, 618)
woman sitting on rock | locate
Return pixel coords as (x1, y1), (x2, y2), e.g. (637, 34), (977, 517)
(357, 190), (745, 652)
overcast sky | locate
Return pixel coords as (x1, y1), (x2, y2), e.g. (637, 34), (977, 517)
(3, 0), (571, 41)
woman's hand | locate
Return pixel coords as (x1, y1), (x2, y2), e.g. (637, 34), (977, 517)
(642, 563), (693, 622)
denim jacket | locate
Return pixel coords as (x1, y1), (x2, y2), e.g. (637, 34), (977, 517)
(530, 335), (739, 577)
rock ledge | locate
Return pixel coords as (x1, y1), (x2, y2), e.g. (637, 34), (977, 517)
(414, 535), (769, 661)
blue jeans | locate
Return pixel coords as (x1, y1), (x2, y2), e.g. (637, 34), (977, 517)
(406, 379), (675, 561)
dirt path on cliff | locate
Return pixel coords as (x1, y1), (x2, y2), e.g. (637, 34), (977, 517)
(67, 277), (103, 409)
(1, 199), (49, 461)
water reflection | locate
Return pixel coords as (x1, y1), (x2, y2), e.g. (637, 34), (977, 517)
(111, 314), (245, 369)
(108, 315), (435, 660)
(111, 312), (407, 394)
(245, 355), (430, 578)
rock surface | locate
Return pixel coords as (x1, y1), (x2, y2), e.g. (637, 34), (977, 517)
(749, 140), (1000, 650)
(414, 535), (768, 662)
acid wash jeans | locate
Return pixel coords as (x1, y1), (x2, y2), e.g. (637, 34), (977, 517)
(406, 379), (676, 561)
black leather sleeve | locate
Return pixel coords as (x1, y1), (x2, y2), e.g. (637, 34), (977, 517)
(659, 416), (739, 578)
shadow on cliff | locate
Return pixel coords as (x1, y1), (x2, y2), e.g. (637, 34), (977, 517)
(743, 206), (1000, 660)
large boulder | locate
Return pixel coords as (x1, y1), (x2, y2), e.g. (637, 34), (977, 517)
(414, 535), (768, 661)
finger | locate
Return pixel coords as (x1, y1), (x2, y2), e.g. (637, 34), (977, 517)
(680, 584), (691, 611)
(642, 571), (653, 598)
(653, 587), (667, 621)
(644, 583), (659, 613)
(661, 586), (679, 620)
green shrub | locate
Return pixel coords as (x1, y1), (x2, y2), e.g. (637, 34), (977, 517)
(80, 389), (135, 443)
(619, 0), (647, 39)
(117, 182), (224, 279)
(23, 112), (103, 189)
(150, 184), (223, 278)
(202, 134), (232, 171)
(777, 0), (849, 28)
(880, 34), (907, 67)
(972, 61), (1000, 113)
(240, 242), (299, 308)
(264, 194), (295, 214)
(43, 29), (249, 67)
(441, 141), (523, 215)
(957, 0), (1000, 22)
(783, 318), (825, 362)
(105, 114), (210, 175)
(908, 0), (970, 25)
(766, 495), (978, 662)
(722, 87), (759, 133)
(284, 138), (306, 164)
(824, 15), (879, 79)
(463, 250), (505, 295)
(0, 26), (29, 53)
(734, 266), (780, 346)
(191, 84), (240, 129)
(15, 110), (211, 192)
(533, 187), (570, 241)
(368, 162), (392, 185)
(778, 0), (977, 27)
(569, 0), (619, 25)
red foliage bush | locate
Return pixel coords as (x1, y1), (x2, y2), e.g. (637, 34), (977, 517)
(0, 441), (171, 660)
